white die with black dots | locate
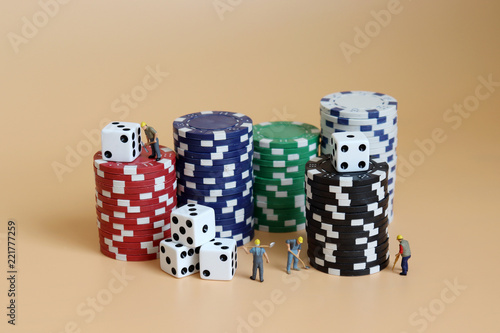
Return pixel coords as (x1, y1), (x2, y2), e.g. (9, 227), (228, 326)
(101, 121), (142, 162)
(159, 239), (200, 278)
(170, 204), (216, 248)
(331, 132), (370, 172)
(200, 238), (238, 281)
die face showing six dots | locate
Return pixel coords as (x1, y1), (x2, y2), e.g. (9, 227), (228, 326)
(159, 239), (200, 278)
(331, 132), (370, 173)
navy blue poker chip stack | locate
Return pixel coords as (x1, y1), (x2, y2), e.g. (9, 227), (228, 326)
(305, 156), (390, 276)
(319, 91), (398, 223)
(173, 111), (254, 246)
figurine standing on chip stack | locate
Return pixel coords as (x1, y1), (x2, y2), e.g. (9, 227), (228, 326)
(243, 239), (272, 282)
(286, 237), (303, 274)
(395, 235), (411, 276)
(141, 122), (161, 161)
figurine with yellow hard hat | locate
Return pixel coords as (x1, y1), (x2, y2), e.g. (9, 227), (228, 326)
(395, 235), (411, 276)
(286, 236), (304, 274)
(141, 122), (161, 161)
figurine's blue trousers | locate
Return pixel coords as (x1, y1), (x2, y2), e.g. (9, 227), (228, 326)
(287, 250), (299, 272)
(401, 255), (411, 274)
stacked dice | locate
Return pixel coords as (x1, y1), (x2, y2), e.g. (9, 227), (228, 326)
(319, 91), (398, 222)
(94, 121), (177, 261)
(305, 132), (391, 276)
(252, 121), (319, 233)
(173, 111), (254, 246)
(159, 204), (238, 280)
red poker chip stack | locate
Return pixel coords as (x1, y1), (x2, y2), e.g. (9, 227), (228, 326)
(93, 146), (177, 261)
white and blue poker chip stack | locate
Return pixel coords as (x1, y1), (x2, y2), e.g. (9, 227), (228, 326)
(319, 91), (398, 222)
(173, 111), (254, 246)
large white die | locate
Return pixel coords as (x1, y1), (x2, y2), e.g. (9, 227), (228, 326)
(171, 204), (216, 248)
(101, 121), (142, 162)
(330, 132), (370, 172)
(159, 239), (200, 278)
(200, 238), (237, 281)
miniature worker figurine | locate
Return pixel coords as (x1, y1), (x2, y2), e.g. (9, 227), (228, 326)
(242, 239), (270, 283)
(286, 237), (303, 274)
(141, 122), (161, 161)
(396, 235), (411, 276)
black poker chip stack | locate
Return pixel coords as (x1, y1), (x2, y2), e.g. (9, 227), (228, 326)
(305, 156), (390, 276)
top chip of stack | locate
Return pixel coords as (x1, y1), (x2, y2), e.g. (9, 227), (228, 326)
(173, 111), (255, 246)
(319, 91), (397, 222)
(253, 121), (319, 233)
(93, 146), (177, 261)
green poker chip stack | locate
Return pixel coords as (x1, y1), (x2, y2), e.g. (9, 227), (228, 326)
(252, 121), (320, 232)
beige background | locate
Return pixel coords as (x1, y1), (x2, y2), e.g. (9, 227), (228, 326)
(1, 0), (500, 332)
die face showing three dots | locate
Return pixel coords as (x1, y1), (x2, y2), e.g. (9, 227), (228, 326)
(200, 238), (238, 281)
(101, 121), (142, 162)
(331, 132), (370, 172)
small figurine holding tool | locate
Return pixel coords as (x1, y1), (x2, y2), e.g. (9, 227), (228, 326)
(393, 235), (411, 276)
(242, 239), (274, 282)
(141, 122), (161, 161)
(286, 237), (309, 274)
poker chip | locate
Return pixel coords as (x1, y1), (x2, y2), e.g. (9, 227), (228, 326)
(254, 223), (306, 233)
(98, 228), (171, 243)
(95, 172), (176, 188)
(176, 144), (252, 160)
(173, 111), (253, 140)
(94, 146), (175, 175)
(96, 182), (177, 201)
(306, 195), (390, 213)
(254, 150), (316, 161)
(97, 220), (170, 237)
(306, 215), (389, 233)
(99, 235), (163, 249)
(100, 241), (159, 255)
(94, 165), (175, 182)
(99, 247), (159, 261)
(306, 153), (390, 276)
(174, 139), (252, 153)
(306, 156), (387, 187)
(254, 175), (304, 189)
(308, 238), (389, 257)
(174, 132), (253, 147)
(95, 191), (176, 208)
(253, 121), (320, 149)
(174, 112), (255, 245)
(251, 121), (319, 233)
(319, 91), (398, 223)
(178, 180), (252, 197)
(97, 216), (169, 231)
(96, 195), (174, 213)
(178, 169), (252, 185)
(93, 145), (177, 261)
(176, 158), (252, 172)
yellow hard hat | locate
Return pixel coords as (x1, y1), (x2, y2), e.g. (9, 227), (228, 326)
(254, 239), (261, 246)
(397, 235), (403, 240)
(298, 236), (303, 243)
(141, 122), (147, 127)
